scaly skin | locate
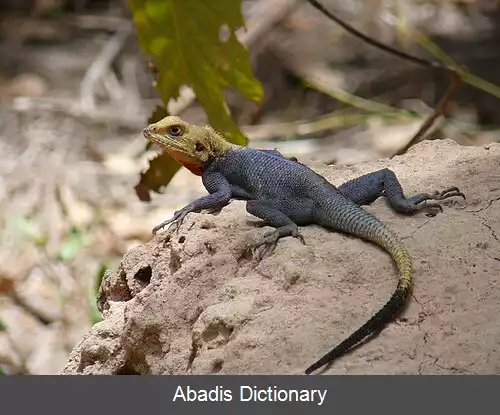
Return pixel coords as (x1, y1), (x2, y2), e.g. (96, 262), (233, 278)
(143, 116), (465, 374)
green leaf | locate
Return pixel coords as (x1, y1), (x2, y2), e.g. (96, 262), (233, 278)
(147, 105), (168, 125)
(57, 226), (86, 262)
(128, 0), (263, 145)
(87, 263), (108, 325)
(135, 151), (181, 201)
(9, 216), (48, 246)
(87, 286), (102, 325)
(94, 263), (108, 294)
(0, 318), (5, 332)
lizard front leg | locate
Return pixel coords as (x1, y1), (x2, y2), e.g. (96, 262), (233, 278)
(338, 168), (465, 216)
(246, 198), (315, 249)
(152, 172), (232, 235)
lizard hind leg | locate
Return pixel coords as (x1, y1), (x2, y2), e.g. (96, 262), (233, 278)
(338, 168), (465, 216)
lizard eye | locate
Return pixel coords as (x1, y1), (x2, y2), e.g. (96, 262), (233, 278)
(169, 125), (183, 136)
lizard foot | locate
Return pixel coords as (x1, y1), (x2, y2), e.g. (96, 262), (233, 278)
(423, 187), (466, 217)
(152, 210), (189, 235)
(247, 227), (306, 259)
(408, 186), (465, 217)
(253, 228), (306, 248)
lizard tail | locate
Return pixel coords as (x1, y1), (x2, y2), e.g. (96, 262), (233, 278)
(306, 209), (412, 374)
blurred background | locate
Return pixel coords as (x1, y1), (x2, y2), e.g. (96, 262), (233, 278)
(0, 0), (499, 374)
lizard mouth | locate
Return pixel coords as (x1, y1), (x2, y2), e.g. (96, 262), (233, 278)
(142, 128), (204, 175)
(142, 128), (178, 151)
(143, 127), (161, 145)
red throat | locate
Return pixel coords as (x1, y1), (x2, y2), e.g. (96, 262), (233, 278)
(166, 150), (203, 176)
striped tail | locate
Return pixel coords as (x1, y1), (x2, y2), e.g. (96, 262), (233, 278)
(306, 204), (413, 374)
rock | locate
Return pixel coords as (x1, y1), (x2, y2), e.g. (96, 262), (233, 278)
(62, 139), (500, 375)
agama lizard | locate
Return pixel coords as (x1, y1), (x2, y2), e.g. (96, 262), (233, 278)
(143, 116), (465, 374)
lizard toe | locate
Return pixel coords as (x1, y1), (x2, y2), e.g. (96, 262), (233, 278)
(291, 229), (306, 245)
(249, 230), (280, 249)
(152, 210), (188, 235)
(152, 220), (172, 235)
(263, 230), (280, 245)
(169, 211), (189, 234)
(246, 230), (280, 260)
(167, 221), (180, 233)
(422, 202), (443, 217)
(434, 187), (466, 201)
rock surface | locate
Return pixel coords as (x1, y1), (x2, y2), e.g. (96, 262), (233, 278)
(62, 139), (500, 375)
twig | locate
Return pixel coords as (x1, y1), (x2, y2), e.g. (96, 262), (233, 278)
(101, 71), (125, 102)
(306, 0), (452, 72)
(72, 15), (133, 32)
(305, 0), (461, 155)
(80, 27), (131, 113)
(12, 96), (148, 130)
(288, 63), (417, 118)
(241, 112), (372, 141)
(394, 70), (460, 155)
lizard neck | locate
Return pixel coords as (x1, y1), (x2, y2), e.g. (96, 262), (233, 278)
(205, 127), (241, 154)
(201, 143), (243, 174)
(170, 134), (242, 176)
(166, 149), (205, 176)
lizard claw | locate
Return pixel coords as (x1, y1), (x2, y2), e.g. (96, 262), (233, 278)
(431, 187), (466, 201)
(248, 230), (280, 250)
(250, 227), (306, 249)
(410, 186), (465, 217)
(247, 227), (306, 260)
(246, 230), (280, 261)
(295, 231), (306, 245)
(152, 219), (173, 235)
(152, 210), (188, 235)
(290, 228), (306, 245)
(421, 202), (443, 217)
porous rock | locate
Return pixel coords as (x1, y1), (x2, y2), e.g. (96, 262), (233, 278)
(62, 139), (500, 375)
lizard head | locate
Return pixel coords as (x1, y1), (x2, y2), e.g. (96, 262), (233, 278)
(143, 116), (235, 176)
